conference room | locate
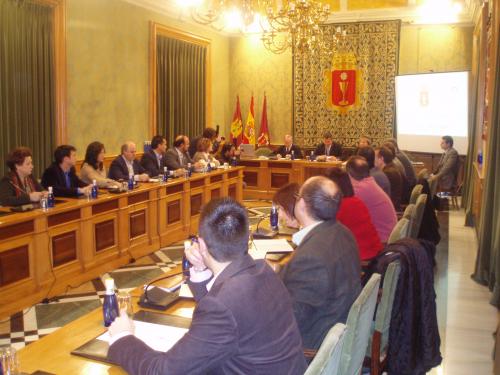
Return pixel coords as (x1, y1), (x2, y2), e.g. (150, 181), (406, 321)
(0, 0), (499, 374)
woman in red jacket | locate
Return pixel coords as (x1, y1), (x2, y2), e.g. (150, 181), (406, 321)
(326, 167), (383, 261)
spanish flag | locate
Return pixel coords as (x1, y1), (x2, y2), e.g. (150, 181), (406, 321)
(258, 95), (270, 146)
(243, 95), (255, 144)
(230, 96), (243, 146)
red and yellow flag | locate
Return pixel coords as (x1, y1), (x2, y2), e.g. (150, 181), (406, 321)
(242, 95), (255, 144)
(258, 95), (270, 146)
(230, 95), (243, 146)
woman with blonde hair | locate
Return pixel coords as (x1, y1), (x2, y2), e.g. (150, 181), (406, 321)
(193, 137), (220, 171)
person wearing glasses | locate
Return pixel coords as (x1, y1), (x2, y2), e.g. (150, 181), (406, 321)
(0, 147), (47, 206)
(274, 176), (361, 351)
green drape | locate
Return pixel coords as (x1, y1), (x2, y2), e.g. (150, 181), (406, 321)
(472, 41), (500, 307)
(0, 0), (56, 179)
(156, 36), (206, 144)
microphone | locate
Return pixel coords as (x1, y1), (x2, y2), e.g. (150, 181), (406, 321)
(252, 215), (277, 239)
(139, 271), (184, 310)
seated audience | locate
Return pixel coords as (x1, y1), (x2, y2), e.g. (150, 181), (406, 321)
(375, 146), (403, 211)
(430, 135), (459, 190)
(385, 138), (417, 187)
(108, 198), (307, 374)
(278, 176), (361, 350)
(346, 156), (397, 243)
(314, 131), (342, 160)
(193, 138), (220, 170)
(165, 135), (195, 173)
(140, 135), (167, 177)
(189, 127), (217, 158)
(276, 135), (303, 159)
(0, 147), (46, 206)
(326, 167), (383, 261)
(272, 182), (300, 229)
(41, 145), (92, 197)
(108, 142), (149, 182)
(80, 142), (121, 189)
(357, 146), (391, 197)
(216, 143), (237, 164)
(383, 141), (406, 178)
(358, 135), (371, 148)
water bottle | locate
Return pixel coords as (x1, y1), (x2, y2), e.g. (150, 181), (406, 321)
(477, 150), (483, 166)
(47, 186), (55, 208)
(207, 161), (212, 172)
(291, 150), (295, 160)
(102, 278), (119, 327)
(91, 179), (98, 199)
(128, 173), (134, 190)
(163, 166), (168, 182)
(231, 157), (238, 167)
(187, 163), (192, 177)
(270, 205), (279, 231)
(310, 151), (315, 161)
(182, 240), (193, 277)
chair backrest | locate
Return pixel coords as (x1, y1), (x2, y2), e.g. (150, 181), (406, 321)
(388, 218), (410, 244)
(403, 203), (415, 219)
(409, 184), (423, 204)
(373, 261), (401, 354)
(409, 194), (427, 238)
(428, 176), (438, 196)
(338, 273), (381, 375)
(305, 323), (347, 375)
(417, 168), (429, 180)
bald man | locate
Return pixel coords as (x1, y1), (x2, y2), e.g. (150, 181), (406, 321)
(279, 176), (361, 350)
(276, 135), (303, 159)
(108, 141), (150, 182)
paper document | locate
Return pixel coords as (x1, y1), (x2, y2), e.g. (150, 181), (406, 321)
(179, 283), (194, 298)
(97, 320), (188, 352)
(251, 239), (294, 255)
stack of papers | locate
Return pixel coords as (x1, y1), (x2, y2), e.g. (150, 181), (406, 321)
(249, 239), (294, 260)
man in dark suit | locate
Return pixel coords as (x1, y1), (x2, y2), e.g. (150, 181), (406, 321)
(164, 135), (198, 174)
(189, 127), (217, 158)
(140, 135), (167, 177)
(279, 176), (361, 350)
(41, 145), (92, 197)
(314, 131), (342, 160)
(431, 135), (459, 190)
(276, 134), (303, 159)
(108, 141), (149, 182)
(375, 146), (403, 211)
(108, 198), (307, 374)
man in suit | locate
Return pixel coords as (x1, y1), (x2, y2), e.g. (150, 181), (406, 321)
(431, 135), (459, 190)
(108, 141), (149, 182)
(189, 127), (217, 158)
(41, 145), (92, 197)
(385, 138), (417, 188)
(140, 135), (167, 177)
(357, 146), (391, 197)
(375, 146), (403, 211)
(314, 131), (342, 160)
(279, 176), (361, 350)
(164, 135), (198, 174)
(276, 134), (303, 159)
(108, 198), (307, 374)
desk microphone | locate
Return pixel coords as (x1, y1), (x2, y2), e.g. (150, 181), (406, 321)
(139, 271), (184, 310)
(252, 215), (277, 239)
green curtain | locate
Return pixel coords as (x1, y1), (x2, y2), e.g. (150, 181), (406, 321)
(156, 36), (206, 144)
(472, 41), (500, 307)
(0, 0), (56, 179)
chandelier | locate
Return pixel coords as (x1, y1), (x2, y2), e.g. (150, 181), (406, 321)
(183, 0), (345, 55)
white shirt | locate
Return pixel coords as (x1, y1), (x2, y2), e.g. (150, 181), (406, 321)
(175, 148), (185, 166)
(292, 221), (323, 246)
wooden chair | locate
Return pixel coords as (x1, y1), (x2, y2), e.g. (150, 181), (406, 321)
(304, 323), (347, 375)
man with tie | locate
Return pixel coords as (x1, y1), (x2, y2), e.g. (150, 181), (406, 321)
(430, 135), (459, 190)
(140, 135), (167, 177)
(276, 134), (303, 159)
(41, 145), (92, 197)
(108, 142), (150, 182)
(314, 131), (342, 160)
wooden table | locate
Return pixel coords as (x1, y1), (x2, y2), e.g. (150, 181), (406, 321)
(0, 167), (244, 318)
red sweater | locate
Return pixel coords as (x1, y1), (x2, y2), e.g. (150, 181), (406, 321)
(337, 196), (383, 261)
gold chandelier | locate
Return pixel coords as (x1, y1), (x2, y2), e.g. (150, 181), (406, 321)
(183, 0), (345, 55)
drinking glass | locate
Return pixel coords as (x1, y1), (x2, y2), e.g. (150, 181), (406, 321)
(117, 291), (133, 318)
(0, 346), (19, 375)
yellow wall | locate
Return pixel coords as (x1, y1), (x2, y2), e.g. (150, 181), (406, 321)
(66, 0), (230, 156)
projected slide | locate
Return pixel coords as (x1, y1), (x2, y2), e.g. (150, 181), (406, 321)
(395, 71), (468, 154)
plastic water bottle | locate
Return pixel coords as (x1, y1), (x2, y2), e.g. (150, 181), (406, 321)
(183, 240), (193, 277)
(291, 150), (295, 160)
(207, 161), (212, 172)
(231, 157), (238, 167)
(91, 180), (98, 199)
(187, 163), (192, 177)
(47, 186), (55, 208)
(270, 205), (279, 231)
(163, 166), (168, 182)
(128, 173), (134, 190)
(102, 278), (119, 327)
(477, 150), (483, 166)
(310, 151), (315, 161)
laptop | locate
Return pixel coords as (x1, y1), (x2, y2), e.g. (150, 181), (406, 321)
(239, 144), (256, 159)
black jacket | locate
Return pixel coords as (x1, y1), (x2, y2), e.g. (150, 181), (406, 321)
(140, 149), (166, 177)
(314, 142), (342, 158)
(41, 163), (87, 197)
(276, 144), (303, 159)
(0, 173), (43, 206)
(108, 156), (146, 181)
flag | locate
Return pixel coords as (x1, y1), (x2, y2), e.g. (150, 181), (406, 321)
(242, 95), (255, 144)
(230, 96), (243, 146)
(258, 95), (270, 146)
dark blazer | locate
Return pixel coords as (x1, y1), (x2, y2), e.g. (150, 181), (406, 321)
(383, 163), (403, 211)
(276, 144), (303, 159)
(41, 163), (87, 197)
(108, 254), (307, 375)
(0, 173), (43, 206)
(188, 135), (202, 158)
(314, 142), (342, 158)
(108, 156), (146, 181)
(280, 220), (361, 350)
(164, 148), (193, 170)
(140, 149), (166, 177)
(434, 147), (459, 190)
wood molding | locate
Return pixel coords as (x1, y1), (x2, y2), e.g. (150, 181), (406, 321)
(149, 22), (212, 138)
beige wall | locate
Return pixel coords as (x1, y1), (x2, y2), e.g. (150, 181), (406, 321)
(66, 0), (230, 156)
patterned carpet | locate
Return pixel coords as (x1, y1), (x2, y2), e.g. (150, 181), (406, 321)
(0, 203), (272, 350)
